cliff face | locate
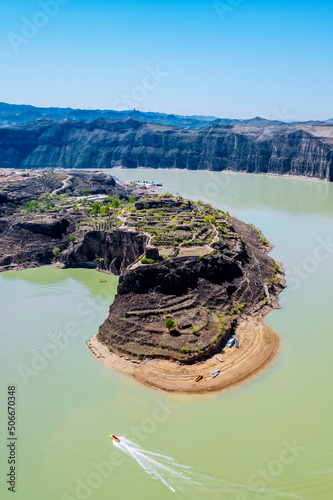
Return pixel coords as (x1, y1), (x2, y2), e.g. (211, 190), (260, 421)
(1, 118), (333, 180)
(59, 229), (148, 274)
(0, 217), (75, 270)
(0, 216), (147, 274)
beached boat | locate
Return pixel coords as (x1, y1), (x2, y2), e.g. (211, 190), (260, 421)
(195, 375), (203, 382)
(226, 338), (235, 348)
(216, 356), (223, 362)
(211, 370), (220, 378)
(235, 338), (239, 348)
(110, 434), (120, 442)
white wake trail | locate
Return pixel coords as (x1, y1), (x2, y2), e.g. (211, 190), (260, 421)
(113, 437), (302, 499)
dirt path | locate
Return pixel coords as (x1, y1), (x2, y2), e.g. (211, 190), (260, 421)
(87, 318), (279, 394)
(52, 174), (73, 195)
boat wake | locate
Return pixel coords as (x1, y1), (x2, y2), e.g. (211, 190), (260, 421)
(113, 437), (190, 492)
(113, 437), (302, 499)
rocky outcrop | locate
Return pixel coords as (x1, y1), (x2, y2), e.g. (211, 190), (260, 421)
(98, 217), (284, 362)
(0, 214), (148, 274)
(1, 118), (333, 180)
(59, 229), (148, 274)
(0, 216), (76, 270)
(14, 218), (69, 238)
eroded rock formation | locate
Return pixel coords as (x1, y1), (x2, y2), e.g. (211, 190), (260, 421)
(0, 118), (333, 180)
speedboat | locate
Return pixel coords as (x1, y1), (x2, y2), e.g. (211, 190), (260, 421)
(110, 434), (120, 442)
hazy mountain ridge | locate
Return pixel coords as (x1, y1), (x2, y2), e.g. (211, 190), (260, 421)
(1, 102), (332, 130)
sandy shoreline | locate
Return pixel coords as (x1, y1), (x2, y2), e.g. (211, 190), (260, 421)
(87, 318), (280, 394)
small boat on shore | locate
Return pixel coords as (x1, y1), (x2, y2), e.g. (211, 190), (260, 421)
(216, 356), (223, 362)
(195, 375), (203, 382)
(111, 434), (120, 442)
(99, 279), (107, 283)
(235, 338), (239, 348)
(211, 370), (220, 379)
(226, 338), (235, 348)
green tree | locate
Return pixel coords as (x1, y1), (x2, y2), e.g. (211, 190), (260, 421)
(83, 189), (90, 197)
(111, 197), (120, 209)
(52, 247), (60, 259)
(129, 195), (136, 204)
(70, 235), (76, 247)
(91, 202), (101, 218)
(103, 204), (110, 216)
(25, 200), (39, 214)
(165, 318), (176, 330)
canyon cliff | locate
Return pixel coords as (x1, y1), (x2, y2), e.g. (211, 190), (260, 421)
(0, 118), (333, 180)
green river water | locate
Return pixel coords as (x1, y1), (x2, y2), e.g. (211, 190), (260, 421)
(1, 168), (333, 499)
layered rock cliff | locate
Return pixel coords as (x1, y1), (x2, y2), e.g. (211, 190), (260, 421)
(1, 118), (333, 180)
(98, 215), (285, 362)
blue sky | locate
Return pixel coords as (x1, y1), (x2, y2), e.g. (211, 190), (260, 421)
(0, 0), (332, 120)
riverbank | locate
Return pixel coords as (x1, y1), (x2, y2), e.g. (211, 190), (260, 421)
(87, 318), (280, 394)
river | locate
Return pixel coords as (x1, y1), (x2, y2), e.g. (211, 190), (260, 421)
(1, 168), (332, 499)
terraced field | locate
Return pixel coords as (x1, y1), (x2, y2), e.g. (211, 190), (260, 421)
(122, 195), (236, 257)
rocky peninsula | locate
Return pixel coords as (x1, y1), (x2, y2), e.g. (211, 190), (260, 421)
(0, 169), (285, 393)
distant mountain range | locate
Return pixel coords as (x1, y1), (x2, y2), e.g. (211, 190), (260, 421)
(0, 102), (332, 130)
(1, 115), (333, 180)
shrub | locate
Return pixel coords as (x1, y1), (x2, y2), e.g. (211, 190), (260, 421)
(52, 247), (60, 259)
(69, 235), (76, 247)
(236, 303), (246, 314)
(25, 200), (39, 214)
(179, 347), (190, 354)
(274, 263), (280, 271)
(165, 318), (176, 330)
(260, 236), (267, 244)
(140, 257), (156, 264)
